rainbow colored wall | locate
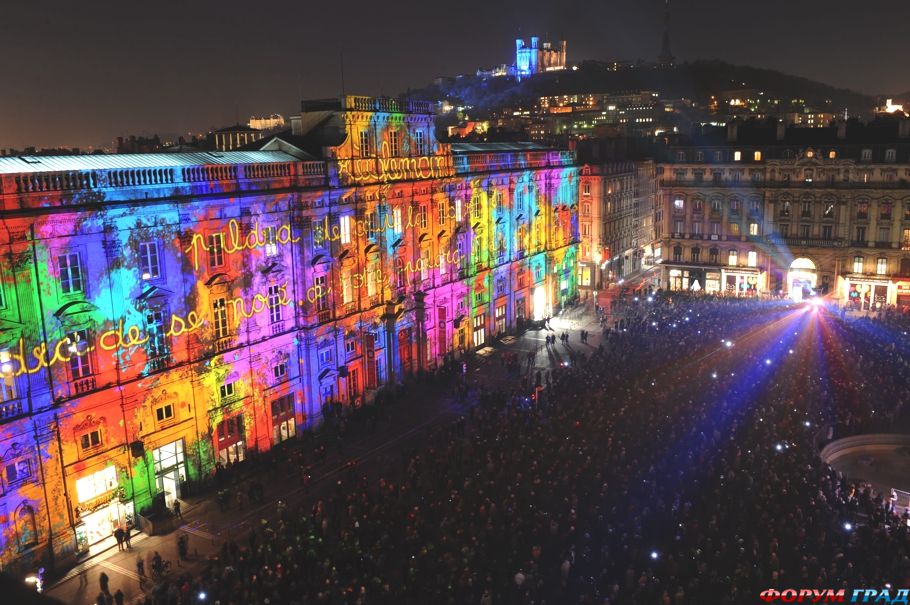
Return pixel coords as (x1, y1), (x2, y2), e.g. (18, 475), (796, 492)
(0, 96), (578, 571)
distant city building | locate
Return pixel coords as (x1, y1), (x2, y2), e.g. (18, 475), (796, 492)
(249, 114), (286, 131)
(514, 37), (567, 78)
(116, 135), (164, 154)
(212, 124), (266, 151)
(653, 117), (910, 308)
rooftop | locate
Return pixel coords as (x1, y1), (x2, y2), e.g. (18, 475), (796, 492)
(0, 150), (305, 175)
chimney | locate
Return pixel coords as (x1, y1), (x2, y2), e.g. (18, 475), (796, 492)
(899, 119), (910, 139)
(836, 120), (847, 140)
(775, 121), (786, 141)
(726, 121), (739, 143)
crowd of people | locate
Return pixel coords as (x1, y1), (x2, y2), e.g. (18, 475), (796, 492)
(131, 293), (910, 604)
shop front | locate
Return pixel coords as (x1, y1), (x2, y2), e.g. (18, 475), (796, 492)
(73, 465), (134, 552)
(667, 267), (707, 292)
(897, 281), (910, 311)
(844, 277), (892, 311)
(722, 268), (762, 297)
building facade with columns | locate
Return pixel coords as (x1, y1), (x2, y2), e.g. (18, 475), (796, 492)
(0, 95), (578, 571)
(654, 119), (910, 307)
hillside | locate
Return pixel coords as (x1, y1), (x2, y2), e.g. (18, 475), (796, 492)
(407, 60), (876, 116)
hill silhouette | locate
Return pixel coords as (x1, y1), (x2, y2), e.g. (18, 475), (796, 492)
(406, 60), (875, 117)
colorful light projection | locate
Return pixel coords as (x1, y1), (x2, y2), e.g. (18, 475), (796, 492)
(0, 98), (578, 572)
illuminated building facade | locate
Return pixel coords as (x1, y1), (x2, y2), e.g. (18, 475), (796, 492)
(514, 37), (567, 79)
(0, 95), (578, 571)
(578, 161), (657, 291)
(654, 118), (910, 306)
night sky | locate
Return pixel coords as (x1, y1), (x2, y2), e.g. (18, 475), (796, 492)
(2, 0), (908, 150)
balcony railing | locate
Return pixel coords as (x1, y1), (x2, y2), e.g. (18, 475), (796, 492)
(0, 401), (26, 423)
(662, 179), (910, 190)
(772, 236), (847, 248)
(73, 376), (96, 394)
(215, 336), (235, 352)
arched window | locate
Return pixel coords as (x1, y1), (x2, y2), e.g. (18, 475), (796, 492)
(16, 504), (37, 550)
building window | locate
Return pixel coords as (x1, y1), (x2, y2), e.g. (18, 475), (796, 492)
(861, 149), (872, 161)
(674, 220), (684, 234)
(886, 149), (896, 162)
(747, 251), (757, 267)
(583, 182), (591, 195)
(709, 248), (719, 264)
(877, 258), (888, 275)
(829, 150), (837, 159)
(853, 256), (864, 273)
(881, 202), (893, 220)
(58, 253), (84, 295)
(879, 226), (891, 243)
(413, 130), (426, 156)
(273, 361), (287, 382)
(728, 250), (738, 266)
(1, 351), (16, 403)
(344, 339), (356, 356)
(856, 226), (866, 242)
(730, 198), (740, 214)
(155, 404), (174, 423)
(262, 226), (278, 257)
(711, 198), (722, 214)
(393, 208), (403, 234)
(801, 202), (811, 218)
(75, 466), (116, 502)
(693, 199), (703, 213)
(733, 151), (742, 162)
(4, 458), (32, 488)
(79, 429), (102, 452)
(754, 151), (762, 161)
(207, 233), (225, 268)
(339, 215), (352, 245)
(824, 203), (835, 218)
(437, 200), (448, 225)
(691, 247), (700, 263)
(675, 151), (686, 161)
(388, 131), (400, 157)
(693, 222), (702, 235)
(673, 246), (682, 263)
(779, 223), (789, 238)
(730, 223), (741, 236)
(673, 197), (684, 211)
(138, 242), (160, 280)
(268, 285), (282, 324)
(581, 223), (591, 237)
(212, 298), (228, 339)
(749, 223), (759, 236)
(318, 348), (333, 367)
(146, 308), (168, 361)
(822, 225), (833, 240)
(856, 203), (868, 220)
(695, 151), (704, 162)
(359, 130), (373, 156)
(711, 222), (720, 235)
(68, 330), (93, 379)
(780, 201), (791, 217)
(903, 228), (910, 250)
(799, 224), (810, 238)
(220, 381), (236, 401)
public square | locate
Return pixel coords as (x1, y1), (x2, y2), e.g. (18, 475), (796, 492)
(41, 294), (910, 604)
